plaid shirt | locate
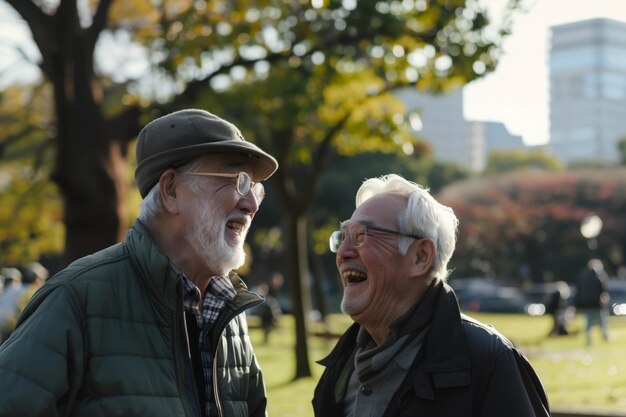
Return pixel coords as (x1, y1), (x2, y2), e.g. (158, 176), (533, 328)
(182, 275), (236, 417)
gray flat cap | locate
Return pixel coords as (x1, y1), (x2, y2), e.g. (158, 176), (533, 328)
(135, 109), (278, 198)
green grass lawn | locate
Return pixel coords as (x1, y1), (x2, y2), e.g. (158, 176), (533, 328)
(248, 313), (626, 417)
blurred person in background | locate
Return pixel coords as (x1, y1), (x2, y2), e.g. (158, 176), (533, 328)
(0, 109), (277, 417)
(313, 174), (550, 417)
(251, 280), (282, 344)
(249, 272), (284, 344)
(0, 263), (49, 343)
(0, 267), (25, 342)
(23, 262), (49, 286)
(546, 281), (571, 337)
(575, 258), (610, 346)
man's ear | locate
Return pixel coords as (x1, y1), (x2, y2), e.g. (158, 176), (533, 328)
(409, 238), (436, 277)
(159, 169), (181, 214)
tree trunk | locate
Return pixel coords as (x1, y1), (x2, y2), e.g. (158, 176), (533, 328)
(310, 243), (329, 320)
(46, 0), (128, 265)
(59, 138), (128, 264)
(285, 211), (312, 378)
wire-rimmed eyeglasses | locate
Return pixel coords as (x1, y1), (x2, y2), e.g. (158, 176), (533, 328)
(186, 171), (265, 203)
(329, 223), (423, 253)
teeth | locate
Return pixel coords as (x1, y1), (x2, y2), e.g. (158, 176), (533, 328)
(227, 221), (245, 232)
(342, 270), (367, 282)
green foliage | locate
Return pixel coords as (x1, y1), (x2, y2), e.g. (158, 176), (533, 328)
(617, 137), (626, 166)
(426, 160), (471, 194)
(102, 0), (526, 139)
(484, 149), (563, 175)
(0, 85), (63, 266)
(567, 160), (612, 169)
(0, 164), (64, 266)
(314, 151), (431, 219)
(136, 0), (522, 94)
(2, 0), (523, 267)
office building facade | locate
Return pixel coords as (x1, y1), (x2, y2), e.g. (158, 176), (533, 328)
(548, 18), (626, 163)
(397, 88), (525, 171)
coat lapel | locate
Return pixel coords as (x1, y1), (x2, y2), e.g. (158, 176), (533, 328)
(414, 283), (472, 398)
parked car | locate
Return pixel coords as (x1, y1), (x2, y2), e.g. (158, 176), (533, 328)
(450, 278), (527, 314)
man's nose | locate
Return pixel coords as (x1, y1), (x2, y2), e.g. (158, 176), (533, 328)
(336, 235), (357, 259)
(238, 189), (259, 216)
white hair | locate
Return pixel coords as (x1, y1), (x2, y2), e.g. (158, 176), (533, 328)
(355, 174), (458, 282)
(138, 158), (205, 229)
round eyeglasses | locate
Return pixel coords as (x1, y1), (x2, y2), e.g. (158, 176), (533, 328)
(329, 223), (423, 253)
(186, 171), (265, 203)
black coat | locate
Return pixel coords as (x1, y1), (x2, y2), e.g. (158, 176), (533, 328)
(312, 283), (550, 417)
(575, 268), (607, 308)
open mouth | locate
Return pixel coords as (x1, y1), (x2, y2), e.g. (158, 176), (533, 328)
(342, 270), (367, 284)
(226, 219), (246, 234)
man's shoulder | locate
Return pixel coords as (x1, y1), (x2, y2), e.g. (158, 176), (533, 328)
(459, 314), (517, 356)
(48, 243), (131, 286)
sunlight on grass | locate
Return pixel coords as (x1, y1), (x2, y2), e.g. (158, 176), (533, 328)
(249, 313), (626, 417)
(249, 316), (329, 417)
(470, 313), (626, 411)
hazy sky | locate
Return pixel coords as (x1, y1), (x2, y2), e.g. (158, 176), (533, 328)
(464, 0), (626, 145)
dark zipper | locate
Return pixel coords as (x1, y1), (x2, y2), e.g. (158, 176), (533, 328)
(175, 275), (202, 417)
(211, 293), (264, 417)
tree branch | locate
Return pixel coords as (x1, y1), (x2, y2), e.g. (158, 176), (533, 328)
(87, 0), (114, 51)
(172, 20), (380, 105)
(0, 125), (46, 160)
(5, 0), (54, 66)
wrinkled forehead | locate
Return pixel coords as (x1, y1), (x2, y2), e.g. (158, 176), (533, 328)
(344, 193), (407, 228)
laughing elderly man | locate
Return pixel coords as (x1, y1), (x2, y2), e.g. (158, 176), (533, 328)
(0, 109), (277, 417)
(313, 174), (550, 417)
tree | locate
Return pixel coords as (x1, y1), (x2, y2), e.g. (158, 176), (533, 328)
(1, 0), (523, 379)
(1, 0), (142, 264)
(484, 148), (563, 175)
(0, 86), (64, 267)
(425, 160), (471, 194)
(618, 137), (626, 165)
(438, 168), (626, 284)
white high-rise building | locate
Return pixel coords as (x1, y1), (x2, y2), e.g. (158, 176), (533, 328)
(396, 88), (525, 171)
(548, 18), (626, 163)
(395, 88), (468, 166)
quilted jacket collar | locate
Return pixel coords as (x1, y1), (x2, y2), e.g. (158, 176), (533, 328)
(124, 220), (182, 311)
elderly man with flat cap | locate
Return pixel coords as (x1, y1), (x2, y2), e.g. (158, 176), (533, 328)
(0, 109), (278, 417)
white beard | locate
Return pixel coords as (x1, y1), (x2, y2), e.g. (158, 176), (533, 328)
(185, 196), (247, 276)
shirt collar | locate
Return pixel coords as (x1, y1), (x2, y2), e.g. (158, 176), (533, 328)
(181, 274), (236, 315)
